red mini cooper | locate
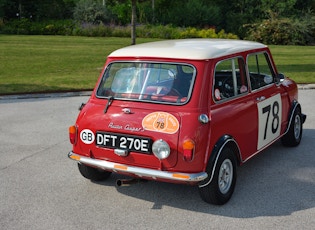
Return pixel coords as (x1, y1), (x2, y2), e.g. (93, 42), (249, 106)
(68, 39), (306, 205)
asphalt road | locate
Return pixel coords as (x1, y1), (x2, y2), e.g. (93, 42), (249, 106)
(0, 90), (314, 230)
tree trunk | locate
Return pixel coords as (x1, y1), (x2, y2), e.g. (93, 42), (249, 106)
(131, 0), (136, 45)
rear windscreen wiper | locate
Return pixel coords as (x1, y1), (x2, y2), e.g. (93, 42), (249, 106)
(104, 96), (114, 113)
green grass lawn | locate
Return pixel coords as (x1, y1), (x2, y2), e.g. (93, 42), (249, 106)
(269, 45), (315, 84)
(0, 35), (314, 95)
(0, 35), (159, 95)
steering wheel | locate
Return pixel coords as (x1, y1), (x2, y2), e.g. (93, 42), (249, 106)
(221, 78), (235, 98)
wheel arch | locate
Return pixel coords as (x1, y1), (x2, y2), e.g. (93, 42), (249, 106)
(199, 135), (241, 187)
(284, 100), (306, 136)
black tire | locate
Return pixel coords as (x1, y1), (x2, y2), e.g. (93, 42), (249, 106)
(198, 147), (237, 205)
(281, 107), (302, 147)
(78, 163), (111, 181)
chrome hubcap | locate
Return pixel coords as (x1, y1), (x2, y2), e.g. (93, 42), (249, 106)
(218, 159), (233, 194)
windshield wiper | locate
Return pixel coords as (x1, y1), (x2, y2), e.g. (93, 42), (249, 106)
(104, 96), (114, 113)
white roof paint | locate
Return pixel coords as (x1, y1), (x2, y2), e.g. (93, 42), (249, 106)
(108, 39), (267, 60)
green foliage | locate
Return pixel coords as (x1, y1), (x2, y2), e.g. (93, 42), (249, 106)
(73, 23), (130, 37)
(73, 0), (111, 24)
(261, 0), (297, 16)
(1, 19), (238, 39)
(179, 27), (238, 39)
(107, 2), (131, 25)
(0, 0), (77, 20)
(153, 0), (222, 28)
(245, 11), (315, 45)
(73, 23), (239, 39)
(0, 19), (75, 35)
(136, 24), (181, 39)
(0, 0), (314, 45)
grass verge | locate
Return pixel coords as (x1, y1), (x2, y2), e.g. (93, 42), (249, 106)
(0, 35), (159, 94)
(0, 35), (314, 95)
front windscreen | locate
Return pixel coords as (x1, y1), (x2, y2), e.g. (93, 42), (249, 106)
(96, 62), (195, 104)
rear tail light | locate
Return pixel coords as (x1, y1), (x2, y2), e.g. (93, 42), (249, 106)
(183, 139), (195, 161)
(69, 125), (77, 144)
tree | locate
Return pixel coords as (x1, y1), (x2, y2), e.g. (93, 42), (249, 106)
(107, 0), (149, 44)
(261, 0), (297, 16)
(0, 0), (78, 21)
(73, 0), (110, 24)
(131, 0), (136, 44)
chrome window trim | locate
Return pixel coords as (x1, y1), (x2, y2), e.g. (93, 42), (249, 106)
(95, 60), (197, 106)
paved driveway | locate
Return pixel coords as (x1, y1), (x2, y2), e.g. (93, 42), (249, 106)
(0, 90), (314, 230)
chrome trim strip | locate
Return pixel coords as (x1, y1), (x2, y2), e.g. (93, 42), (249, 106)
(68, 151), (208, 182)
(198, 139), (239, 188)
(283, 102), (299, 136)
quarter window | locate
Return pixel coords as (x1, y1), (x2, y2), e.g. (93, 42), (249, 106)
(247, 52), (275, 90)
(213, 57), (248, 101)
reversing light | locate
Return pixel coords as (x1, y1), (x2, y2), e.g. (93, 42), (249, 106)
(69, 125), (77, 144)
(152, 139), (170, 160)
(183, 139), (195, 161)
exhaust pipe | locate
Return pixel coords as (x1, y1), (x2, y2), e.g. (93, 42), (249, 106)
(116, 178), (147, 187)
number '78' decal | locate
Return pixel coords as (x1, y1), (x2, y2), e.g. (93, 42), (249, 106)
(257, 94), (282, 150)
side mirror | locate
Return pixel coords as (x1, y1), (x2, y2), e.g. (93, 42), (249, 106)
(276, 73), (285, 84)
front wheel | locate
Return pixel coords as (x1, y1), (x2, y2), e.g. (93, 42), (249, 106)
(198, 147), (237, 205)
(281, 107), (303, 147)
(78, 163), (112, 181)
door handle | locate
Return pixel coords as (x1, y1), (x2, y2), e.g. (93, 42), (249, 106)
(256, 96), (266, 101)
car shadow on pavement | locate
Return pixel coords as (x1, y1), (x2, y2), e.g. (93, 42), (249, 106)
(93, 128), (315, 218)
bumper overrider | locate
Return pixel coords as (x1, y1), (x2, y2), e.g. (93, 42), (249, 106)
(68, 151), (208, 183)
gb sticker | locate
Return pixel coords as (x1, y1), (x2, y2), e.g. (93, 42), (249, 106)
(80, 129), (95, 144)
(257, 94), (282, 150)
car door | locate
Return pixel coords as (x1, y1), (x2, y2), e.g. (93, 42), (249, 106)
(211, 56), (258, 161)
(247, 52), (286, 152)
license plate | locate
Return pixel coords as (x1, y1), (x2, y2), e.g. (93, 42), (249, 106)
(96, 132), (152, 154)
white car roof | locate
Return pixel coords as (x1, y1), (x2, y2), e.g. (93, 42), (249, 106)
(108, 39), (267, 60)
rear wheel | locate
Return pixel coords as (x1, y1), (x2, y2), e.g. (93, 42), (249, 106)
(281, 107), (302, 147)
(78, 163), (112, 181)
(199, 147), (237, 205)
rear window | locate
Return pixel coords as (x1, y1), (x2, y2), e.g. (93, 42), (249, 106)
(96, 62), (195, 104)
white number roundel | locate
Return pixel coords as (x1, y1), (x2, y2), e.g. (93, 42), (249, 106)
(257, 94), (282, 150)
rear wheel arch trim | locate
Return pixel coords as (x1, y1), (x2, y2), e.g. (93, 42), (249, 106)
(199, 135), (241, 188)
(283, 100), (305, 136)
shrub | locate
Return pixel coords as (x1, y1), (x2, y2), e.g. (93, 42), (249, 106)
(137, 24), (182, 39)
(0, 19), (75, 35)
(154, 0), (222, 28)
(73, 0), (112, 24)
(0, 19), (239, 41)
(179, 27), (238, 39)
(41, 20), (75, 35)
(244, 12), (315, 45)
(72, 24), (238, 40)
(73, 23), (113, 37)
(1, 18), (32, 34)
(111, 26), (130, 37)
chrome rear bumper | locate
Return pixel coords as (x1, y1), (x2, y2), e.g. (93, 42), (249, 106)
(68, 151), (208, 183)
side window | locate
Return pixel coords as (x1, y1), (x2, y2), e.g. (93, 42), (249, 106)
(213, 57), (248, 101)
(247, 52), (275, 90)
